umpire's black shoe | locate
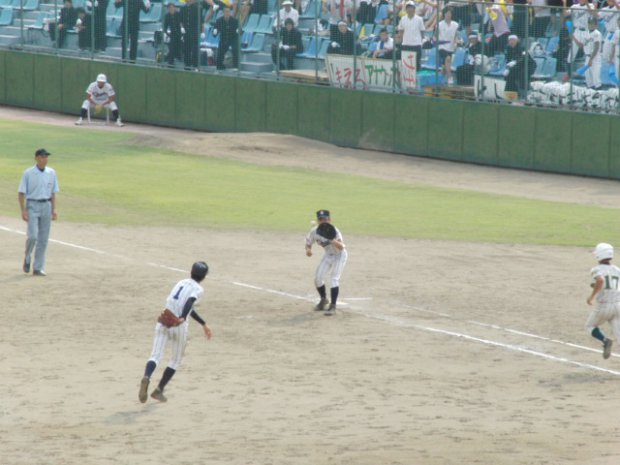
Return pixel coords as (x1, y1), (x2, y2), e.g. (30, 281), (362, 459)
(23, 259), (30, 273)
(314, 298), (329, 311)
(603, 338), (613, 359)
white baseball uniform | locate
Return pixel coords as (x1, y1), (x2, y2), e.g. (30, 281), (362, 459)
(568, 2), (595, 64)
(147, 278), (204, 370)
(584, 28), (602, 88)
(306, 224), (348, 289)
(600, 5), (620, 61)
(612, 29), (620, 77)
(81, 81), (119, 111)
(586, 263), (620, 340)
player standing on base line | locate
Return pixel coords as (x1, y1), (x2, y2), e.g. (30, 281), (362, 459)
(138, 261), (212, 403)
(305, 209), (348, 316)
(586, 243), (620, 359)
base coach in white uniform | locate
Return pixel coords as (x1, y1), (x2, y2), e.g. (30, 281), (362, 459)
(17, 148), (59, 276)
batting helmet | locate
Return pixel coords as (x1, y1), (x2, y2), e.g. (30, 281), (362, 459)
(191, 261), (209, 281)
(594, 243), (614, 261)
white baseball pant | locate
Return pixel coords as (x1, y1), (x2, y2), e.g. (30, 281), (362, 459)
(315, 250), (348, 288)
(567, 29), (589, 64)
(585, 55), (602, 88)
(585, 302), (620, 340)
(147, 322), (188, 370)
(81, 100), (118, 111)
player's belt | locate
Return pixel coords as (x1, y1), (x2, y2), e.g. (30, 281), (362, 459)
(578, 27), (587, 31)
(28, 198), (51, 202)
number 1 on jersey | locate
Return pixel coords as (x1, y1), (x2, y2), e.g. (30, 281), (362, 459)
(173, 286), (184, 300)
(604, 276), (619, 290)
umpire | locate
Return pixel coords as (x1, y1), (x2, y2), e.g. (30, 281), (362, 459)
(17, 149), (60, 276)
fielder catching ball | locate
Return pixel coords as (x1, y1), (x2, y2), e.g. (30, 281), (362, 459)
(305, 209), (348, 316)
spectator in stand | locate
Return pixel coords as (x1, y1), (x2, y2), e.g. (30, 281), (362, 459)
(164, 2), (183, 67)
(530, 0), (551, 38)
(485, 0), (511, 56)
(274, 0), (299, 27)
(271, 18), (304, 69)
(512, 0), (528, 38)
(438, 7), (460, 84)
(600, 0), (620, 66)
(456, 32), (484, 85)
(90, 0), (108, 51)
(397, 1), (426, 70)
(56, 0), (77, 49)
(327, 20), (355, 54)
(503, 34), (536, 94)
(566, 0), (596, 71)
(372, 27), (395, 58)
(357, 0), (376, 25)
(181, 0), (205, 70)
(447, 0), (473, 35)
(555, 13), (571, 72)
(115, 0), (151, 63)
(215, 6), (240, 70)
(609, 16), (620, 81)
(75, 7), (92, 50)
(418, 0), (439, 30)
(325, 0), (353, 42)
(584, 16), (602, 89)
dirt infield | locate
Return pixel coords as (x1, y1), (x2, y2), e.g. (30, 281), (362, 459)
(2, 107), (620, 465)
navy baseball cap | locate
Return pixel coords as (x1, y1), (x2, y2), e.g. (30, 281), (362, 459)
(316, 210), (330, 219)
(35, 148), (51, 157)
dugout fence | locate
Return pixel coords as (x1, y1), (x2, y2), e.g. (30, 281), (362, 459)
(0, 0), (618, 114)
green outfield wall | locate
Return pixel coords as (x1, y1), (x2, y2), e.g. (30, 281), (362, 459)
(1, 50), (618, 179)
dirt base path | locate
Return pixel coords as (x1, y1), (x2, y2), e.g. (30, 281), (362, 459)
(1, 106), (619, 465)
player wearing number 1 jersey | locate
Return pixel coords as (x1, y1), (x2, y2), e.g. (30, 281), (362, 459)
(138, 261), (212, 403)
(586, 243), (620, 360)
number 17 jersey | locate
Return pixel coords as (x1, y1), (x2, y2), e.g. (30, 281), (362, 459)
(591, 264), (620, 304)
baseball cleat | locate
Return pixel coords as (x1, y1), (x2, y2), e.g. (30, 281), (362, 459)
(33, 270), (47, 277)
(603, 338), (613, 359)
(150, 388), (167, 402)
(314, 298), (329, 311)
(139, 376), (149, 403)
(324, 303), (336, 316)
(115, 119), (124, 127)
(23, 259), (30, 273)
(75, 117), (83, 126)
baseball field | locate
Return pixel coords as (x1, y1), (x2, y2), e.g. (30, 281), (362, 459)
(1, 106), (620, 465)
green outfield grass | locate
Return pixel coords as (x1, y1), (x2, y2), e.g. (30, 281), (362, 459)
(0, 120), (617, 246)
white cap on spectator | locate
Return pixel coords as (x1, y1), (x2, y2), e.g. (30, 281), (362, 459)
(96, 73), (107, 83)
(282, 0), (293, 5)
(338, 20), (347, 26)
(508, 34), (518, 41)
(468, 32), (478, 39)
(405, 0), (415, 6)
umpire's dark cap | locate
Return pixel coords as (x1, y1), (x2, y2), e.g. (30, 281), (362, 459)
(316, 210), (330, 219)
(35, 148), (51, 157)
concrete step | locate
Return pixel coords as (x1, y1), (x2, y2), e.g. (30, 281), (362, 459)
(0, 34), (20, 45)
(240, 60), (273, 73)
(241, 50), (271, 63)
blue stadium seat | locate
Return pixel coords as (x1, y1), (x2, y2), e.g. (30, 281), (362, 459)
(545, 36), (559, 56)
(315, 37), (329, 59)
(204, 27), (220, 48)
(12, 0), (38, 10)
(27, 10), (48, 30)
(487, 53), (507, 76)
(0, 6), (12, 26)
(243, 32), (265, 52)
(450, 47), (467, 71)
(243, 13), (260, 33)
(255, 14), (273, 34)
(296, 36), (317, 58)
(140, 2), (162, 23)
(421, 47), (440, 71)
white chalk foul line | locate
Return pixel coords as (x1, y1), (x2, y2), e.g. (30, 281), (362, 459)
(402, 303), (618, 359)
(2, 223), (617, 376)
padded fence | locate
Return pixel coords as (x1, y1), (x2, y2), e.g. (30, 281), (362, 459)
(0, 49), (619, 179)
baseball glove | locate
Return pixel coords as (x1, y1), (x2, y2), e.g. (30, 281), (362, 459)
(316, 222), (337, 241)
(158, 309), (183, 328)
(95, 104), (104, 114)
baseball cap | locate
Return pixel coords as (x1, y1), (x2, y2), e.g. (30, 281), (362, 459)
(35, 148), (51, 157)
(282, 0), (293, 5)
(405, 1), (416, 7)
(316, 209), (330, 219)
(508, 34), (518, 41)
(96, 73), (107, 83)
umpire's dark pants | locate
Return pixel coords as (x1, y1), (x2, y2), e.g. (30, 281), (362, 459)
(216, 38), (239, 70)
